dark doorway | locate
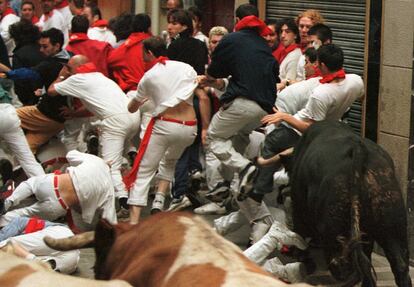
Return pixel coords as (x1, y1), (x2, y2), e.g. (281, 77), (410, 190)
(201, 0), (235, 35)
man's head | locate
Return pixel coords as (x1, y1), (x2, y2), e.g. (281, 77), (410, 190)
(41, 0), (55, 14)
(264, 19), (279, 49)
(142, 36), (167, 62)
(109, 12), (133, 42)
(188, 6), (203, 33)
(317, 43), (344, 74)
(71, 15), (89, 34)
(235, 4), (258, 22)
(0, 0), (9, 14)
(69, 0), (84, 15)
(166, 0), (183, 11)
(167, 9), (192, 38)
(82, 4), (101, 26)
(278, 18), (300, 48)
(208, 26), (228, 53)
(10, 19), (40, 46)
(65, 54), (89, 74)
(21, 1), (35, 21)
(303, 47), (318, 78)
(130, 13), (151, 33)
(308, 23), (332, 50)
(296, 9), (324, 46)
(39, 28), (64, 57)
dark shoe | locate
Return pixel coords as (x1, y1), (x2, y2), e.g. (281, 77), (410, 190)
(205, 181), (231, 202)
(238, 163), (257, 201)
(167, 195), (192, 212)
(86, 133), (99, 156)
(0, 179), (14, 200)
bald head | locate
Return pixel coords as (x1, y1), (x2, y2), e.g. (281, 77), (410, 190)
(67, 55), (89, 73)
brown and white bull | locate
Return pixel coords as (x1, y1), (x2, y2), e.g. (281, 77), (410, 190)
(0, 251), (131, 287)
(45, 212), (311, 287)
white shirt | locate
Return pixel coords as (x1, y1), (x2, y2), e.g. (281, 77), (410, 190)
(134, 60), (198, 116)
(55, 5), (73, 32)
(88, 27), (117, 47)
(0, 103), (20, 132)
(193, 31), (209, 48)
(294, 74), (364, 122)
(296, 54), (306, 81)
(279, 48), (302, 81)
(276, 77), (320, 115)
(54, 72), (130, 119)
(66, 150), (117, 225)
(37, 10), (69, 46)
(0, 13), (20, 55)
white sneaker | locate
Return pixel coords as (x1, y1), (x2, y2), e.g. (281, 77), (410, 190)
(263, 259), (306, 283)
(167, 195), (192, 212)
(151, 192), (166, 214)
(194, 202), (226, 215)
(267, 221), (308, 250)
(214, 211), (247, 236)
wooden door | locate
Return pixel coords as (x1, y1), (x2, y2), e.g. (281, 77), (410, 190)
(202, 0), (235, 35)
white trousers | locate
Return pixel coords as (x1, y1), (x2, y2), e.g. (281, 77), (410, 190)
(100, 113), (140, 198)
(1, 107), (44, 177)
(1, 225), (80, 274)
(0, 174), (66, 226)
(128, 120), (196, 206)
(206, 97), (267, 182)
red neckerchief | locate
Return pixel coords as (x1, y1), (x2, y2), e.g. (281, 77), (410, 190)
(272, 43), (283, 63)
(0, 7), (15, 20)
(319, 69), (346, 84)
(92, 19), (108, 28)
(76, 62), (99, 73)
(125, 32), (152, 48)
(145, 56), (169, 71)
(278, 44), (299, 64)
(54, 0), (69, 9)
(69, 32), (89, 43)
(234, 15), (273, 37)
(31, 15), (39, 24)
(24, 217), (46, 234)
(306, 66), (322, 80)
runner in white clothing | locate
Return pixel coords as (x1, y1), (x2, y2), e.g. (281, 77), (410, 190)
(0, 150), (117, 228)
(37, 0), (69, 45)
(48, 55), (140, 205)
(0, 0), (20, 55)
(126, 36), (198, 224)
(0, 104), (45, 178)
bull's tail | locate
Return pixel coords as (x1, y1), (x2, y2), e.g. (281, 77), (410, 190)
(348, 140), (377, 286)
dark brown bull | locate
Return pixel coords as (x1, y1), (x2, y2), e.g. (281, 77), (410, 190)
(283, 121), (411, 287)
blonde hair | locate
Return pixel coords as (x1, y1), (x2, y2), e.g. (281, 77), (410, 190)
(296, 9), (325, 25)
(208, 26), (229, 39)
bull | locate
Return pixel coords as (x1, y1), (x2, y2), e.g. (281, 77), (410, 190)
(0, 251), (131, 287)
(44, 212), (311, 287)
(283, 121), (411, 287)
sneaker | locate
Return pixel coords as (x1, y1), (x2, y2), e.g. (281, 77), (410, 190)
(263, 259), (306, 283)
(194, 202), (226, 215)
(86, 133), (99, 156)
(151, 192), (165, 214)
(167, 195), (192, 212)
(0, 180), (14, 200)
(205, 181), (231, 202)
(267, 221), (308, 250)
(189, 170), (203, 180)
(116, 207), (130, 220)
(238, 163), (257, 200)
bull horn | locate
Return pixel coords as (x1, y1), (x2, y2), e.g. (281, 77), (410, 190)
(256, 147), (294, 167)
(44, 231), (95, 251)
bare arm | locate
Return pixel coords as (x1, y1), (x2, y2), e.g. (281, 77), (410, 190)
(48, 66), (72, 96)
(261, 107), (315, 133)
(194, 87), (211, 145)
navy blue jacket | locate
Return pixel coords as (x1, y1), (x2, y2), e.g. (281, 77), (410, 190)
(207, 28), (279, 113)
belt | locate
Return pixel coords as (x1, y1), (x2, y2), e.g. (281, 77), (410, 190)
(53, 174), (69, 210)
(155, 116), (197, 126)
